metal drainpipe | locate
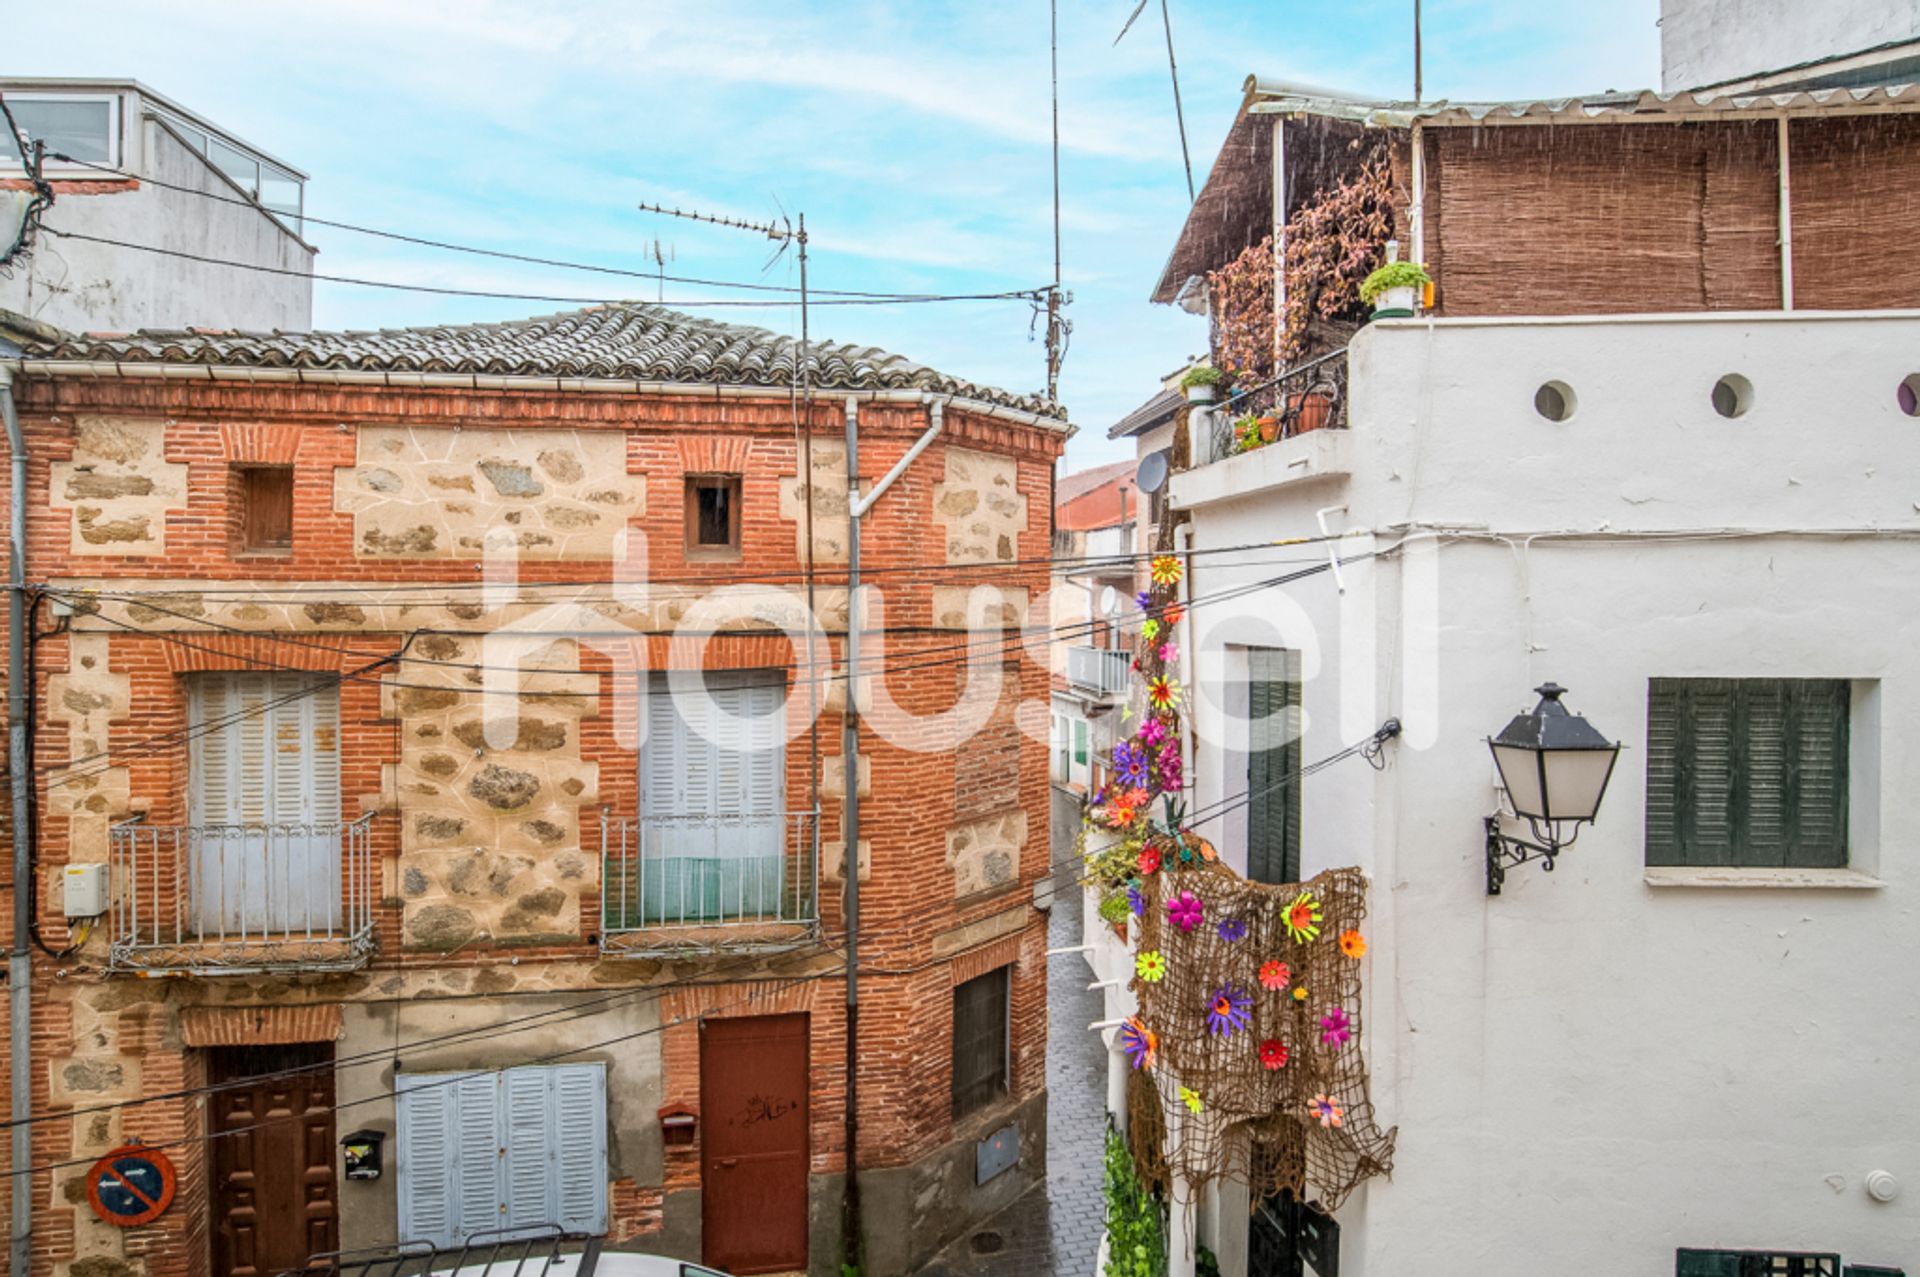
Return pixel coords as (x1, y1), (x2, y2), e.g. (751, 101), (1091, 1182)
(840, 393), (863, 1270)
(840, 394), (944, 1269)
(2, 363), (31, 1277)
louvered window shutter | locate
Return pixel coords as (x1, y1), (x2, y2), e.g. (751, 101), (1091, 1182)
(1646, 678), (1849, 868)
(550, 1064), (609, 1234)
(502, 1068), (553, 1233)
(1246, 649), (1301, 884)
(396, 1074), (464, 1246)
(454, 1073), (504, 1239)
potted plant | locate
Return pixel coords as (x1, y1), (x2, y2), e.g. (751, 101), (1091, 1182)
(1179, 364), (1229, 403)
(1256, 413), (1282, 443)
(1359, 260), (1431, 319)
(1232, 413), (1262, 453)
(1287, 391), (1332, 434)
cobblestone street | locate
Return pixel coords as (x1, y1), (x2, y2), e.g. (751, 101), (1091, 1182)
(915, 788), (1108, 1277)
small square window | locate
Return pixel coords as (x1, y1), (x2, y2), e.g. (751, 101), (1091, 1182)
(236, 466), (294, 552)
(685, 475), (741, 558)
(951, 966), (1010, 1119)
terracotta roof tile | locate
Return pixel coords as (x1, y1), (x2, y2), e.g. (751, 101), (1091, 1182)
(14, 301), (1062, 418)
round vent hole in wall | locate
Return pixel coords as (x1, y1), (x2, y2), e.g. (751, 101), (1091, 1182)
(1899, 374), (1920, 417)
(1533, 381), (1576, 422)
(1711, 374), (1754, 419)
(970, 1231), (1005, 1255)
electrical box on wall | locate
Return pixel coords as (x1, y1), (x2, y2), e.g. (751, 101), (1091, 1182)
(62, 864), (109, 918)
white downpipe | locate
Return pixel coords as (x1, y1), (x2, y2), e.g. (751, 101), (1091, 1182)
(1272, 114), (1288, 371)
(849, 399), (945, 519)
(1777, 114), (1794, 311)
(1410, 121), (1426, 268)
(1106, 1037), (1130, 1139)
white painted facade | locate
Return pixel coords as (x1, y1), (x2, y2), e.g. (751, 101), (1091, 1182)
(1, 79), (313, 333)
(1660, 0), (1920, 89)
(1166, 312), (1920, 1274)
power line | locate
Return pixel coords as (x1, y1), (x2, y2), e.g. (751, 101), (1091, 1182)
(37, 228), (1044, 310)
(0, 723), (1400, 1147)
(43, 151), (1049, 304)
(31, 553), (1378, 793)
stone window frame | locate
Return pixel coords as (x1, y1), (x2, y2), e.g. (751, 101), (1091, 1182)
(683, 473), (743, 561)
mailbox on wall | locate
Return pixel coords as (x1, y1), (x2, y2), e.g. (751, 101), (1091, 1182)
(341, 1129), (385, 1181)
(658, 1104), (698, 1146)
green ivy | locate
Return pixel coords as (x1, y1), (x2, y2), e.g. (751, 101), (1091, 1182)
(1197, 1244), (1222, 1277)
(1104, 1128), (1167, 1277)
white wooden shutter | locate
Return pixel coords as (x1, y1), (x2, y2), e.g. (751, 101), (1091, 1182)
(503, 1068), (553, 1233)
(550, 1064), (608, 1234)
(400, 1067), (605, 1245)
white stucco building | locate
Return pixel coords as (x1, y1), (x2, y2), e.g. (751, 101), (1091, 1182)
(1660, 0), (1920, 91)
(1165, 309), (1919, 1276)
(1, 78), (313, 333)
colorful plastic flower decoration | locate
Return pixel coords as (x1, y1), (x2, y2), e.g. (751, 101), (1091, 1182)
(1122, 787), (1151, 809)
(1136, 846), (1162, 876)
(1101, 799), (1138, 829)
(1138, 716), (1167, 747)
(1320, 1006), (1352, 1047)
(1216, 917), (1248, 943)
(1259, 960), (1291, 991)
(1147, 676), (1182, 710)
(1309, 1094), (1344, 1128)
(1205, 985), (1254, 1037)
(1140, 618), (1161, 642)
(1119, 1016), (1157, 1071)
(1135, 590), (1154, 613)
(1259, 1039), (1289, 1071)
(1282, 890), (1323, 943)
(1166, 891), (1204, 933)
(1127, 884), (1146, 918)
(1161, 602), (1185, 628)
(1111, 741), (1149, 788)
(1180, 1086), (1204, 1115)
(1157, 749), (1184, 790)
(1291, 985), (1310, 1003)
(1151, 555), (1184, 587)
(1339, 929), (1368, 959)
(1135, 950), (1168, 983)
(1159, 641), (1179, 664)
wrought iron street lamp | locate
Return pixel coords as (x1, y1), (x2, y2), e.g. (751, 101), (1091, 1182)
(1485, 683), (1621, 895)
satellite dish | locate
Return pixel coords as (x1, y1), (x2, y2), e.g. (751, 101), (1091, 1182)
(1098, 586), (1121, 618)
(1135, 449), (1170, 495)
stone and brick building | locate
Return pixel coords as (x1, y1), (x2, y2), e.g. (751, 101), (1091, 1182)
(0, 301), (1068, 1276)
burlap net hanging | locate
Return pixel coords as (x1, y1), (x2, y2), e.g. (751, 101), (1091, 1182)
(1121, 859), (1396, 1212)
(1087, 490), (1394, 1215)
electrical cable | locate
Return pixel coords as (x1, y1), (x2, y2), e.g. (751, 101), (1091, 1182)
(0, 721), (1402, 1142)
(41, 150), (1049, 304)
(31, 554), (1379, 794)
(37, 228), (1044, 309)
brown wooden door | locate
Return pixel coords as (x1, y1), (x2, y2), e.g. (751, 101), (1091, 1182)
(700, 1014), (809, 1274)
(210, 1044), (338, 1277)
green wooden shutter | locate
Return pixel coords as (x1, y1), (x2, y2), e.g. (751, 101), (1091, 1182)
(1247, 649), (1301, 885)
(1646, 679), (1848, 869)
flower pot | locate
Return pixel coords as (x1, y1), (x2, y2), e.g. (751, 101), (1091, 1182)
(1371, 285), (1416, 319)
(1287, 391), (1332, 434)
(1184, 383), (1217, 403)
(1109, 918), (1128, 943)
(1256, 414), (1281, 443)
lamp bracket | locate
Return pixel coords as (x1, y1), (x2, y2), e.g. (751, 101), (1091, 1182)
(1484, 815), (1564, 896)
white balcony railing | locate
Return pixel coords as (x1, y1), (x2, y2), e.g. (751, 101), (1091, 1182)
(108, 814), (377, 974)
(599, 809), (819, 957)
(1067, 645), (1131, 697)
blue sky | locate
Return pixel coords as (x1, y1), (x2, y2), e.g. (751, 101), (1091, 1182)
(19, 0), (1658, 468)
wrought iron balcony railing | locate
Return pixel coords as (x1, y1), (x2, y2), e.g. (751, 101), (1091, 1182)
(1066, 644), (1131, 697)
(1205, 349), (1349, 466)
(599, 808), (819, 958)
(108, 813), (377, 974)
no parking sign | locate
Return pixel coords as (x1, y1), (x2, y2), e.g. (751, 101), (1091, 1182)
(85, 1144), (176, 1227)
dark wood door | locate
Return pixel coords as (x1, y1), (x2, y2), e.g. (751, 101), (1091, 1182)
(210, 1044), (337, 1277)
(700, 1014), (809, 1274)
